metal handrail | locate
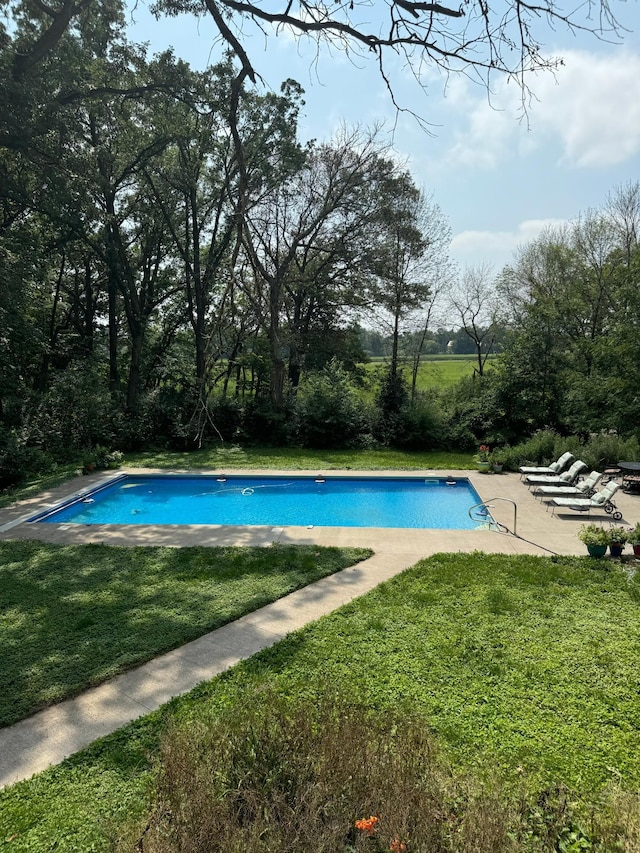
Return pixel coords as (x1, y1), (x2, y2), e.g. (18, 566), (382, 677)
(469, 497), (518, 536)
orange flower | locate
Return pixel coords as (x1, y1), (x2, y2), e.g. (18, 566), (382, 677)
(355, 814), (380, 836)
(390, 839), (407, 852)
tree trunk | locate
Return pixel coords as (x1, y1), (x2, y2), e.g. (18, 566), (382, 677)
(126, 321), (144, 412)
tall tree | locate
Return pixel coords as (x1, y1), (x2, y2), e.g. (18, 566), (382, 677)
(239, 127), (402, 406)
(366, 184), (451, 382)
(450, 263), (499, 377)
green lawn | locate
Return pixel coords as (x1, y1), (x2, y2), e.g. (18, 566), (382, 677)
(0, 540), (370, 727)
(364, 355), (496, 390)
(124, 446), (473, 471)
(3, 552), (640, 851)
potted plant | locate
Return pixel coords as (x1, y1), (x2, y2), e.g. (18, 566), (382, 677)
(475, 444), (491, 473)
(490, 448), (507, 473)
(578, 523), (609, 557)
(607, 525), (628, 557)
(628, 524), (640, 556)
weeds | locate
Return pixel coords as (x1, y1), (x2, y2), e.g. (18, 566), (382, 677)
(119, 691), (640, 853)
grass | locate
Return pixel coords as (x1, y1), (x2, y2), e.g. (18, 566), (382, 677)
(0, 462), (83, 509)
(0, 449), (474, 509)
(363, 357), (483, 389)
(3, 552), (640, 850)
(0, 540), (370, 727)
(123, 446), (473, 471)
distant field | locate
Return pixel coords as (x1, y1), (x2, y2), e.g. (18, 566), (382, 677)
(364, 355), (489, 390)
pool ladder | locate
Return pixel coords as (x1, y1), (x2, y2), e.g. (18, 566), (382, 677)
(469, 497), (518, 536)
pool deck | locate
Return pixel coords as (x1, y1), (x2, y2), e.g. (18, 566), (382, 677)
(1, 467), (638, 789)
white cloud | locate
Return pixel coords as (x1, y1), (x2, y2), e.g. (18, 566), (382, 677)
(450, 218), (569, 269)
(445, 49), (640, 170)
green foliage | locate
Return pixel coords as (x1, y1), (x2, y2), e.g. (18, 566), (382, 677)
(497, 430), (639, 474)
(5, 553), (640, 851)
(369, 369), (445, 450)
(578, 433), (640, 472)
(509, 430), (576, 467)
(242, 396), (298, 446)
(0, 540), (370, 727)
(20, 363), (118, 458)
(578, 524), (609, 547)
(296, 359), (372, 449)
(0, 427), (56, 489)
(394, 392), (446, 451)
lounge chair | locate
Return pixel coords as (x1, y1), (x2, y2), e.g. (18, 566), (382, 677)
(524, 460), (588, 489)
(549, 481), (622, 519)
(519, 451), (574, 479)
(533, 470), (603, 501)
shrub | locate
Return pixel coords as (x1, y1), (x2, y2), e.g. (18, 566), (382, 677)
(296, 359), (371, 449)
(242, 395), (298, 446)
(20, 362), (117, 458)
(0, 428), (56, 489)
(580, 433), (640, 472)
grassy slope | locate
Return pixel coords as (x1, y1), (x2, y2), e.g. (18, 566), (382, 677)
(0, 541), (370, 727)
(3, 552), (640, 851)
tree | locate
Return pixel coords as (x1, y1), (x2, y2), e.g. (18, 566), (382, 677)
(1, 0), (627, 128)
(153, 0), (625, 116)
(238, 126), (406, 407)
(449, 263), (499, 377)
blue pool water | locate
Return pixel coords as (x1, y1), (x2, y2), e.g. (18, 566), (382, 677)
(31, 475), (491, 529)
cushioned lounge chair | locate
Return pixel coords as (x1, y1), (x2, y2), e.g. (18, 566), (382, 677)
(549, 481), (621, 519)
(524, 460), (587, 489)
(519, 451), (574, 479)
(533, 470), (603, 501)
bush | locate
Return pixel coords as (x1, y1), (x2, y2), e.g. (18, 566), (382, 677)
(296, 359), (371, 449)
(580, 433), (640, 472)
(0, 428), (56, 489)
(242, 395), (298, 447)
(124, 693), (512, 853)
(389, 393), (446, 451)
(20, 362), (117, 458)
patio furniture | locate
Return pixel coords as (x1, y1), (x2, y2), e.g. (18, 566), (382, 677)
(524, 460), (588, 489)
(549, 481), (621, 519)
(618, 462), (640, 493)
(533, 470), (602, 501)
(519, 451), (574, 479)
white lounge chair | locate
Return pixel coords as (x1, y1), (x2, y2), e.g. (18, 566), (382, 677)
(524, 460), (588, 489)
(549, 482), (622, 519)
(534, 470), (603, 501)
(519, 451), (574, 479)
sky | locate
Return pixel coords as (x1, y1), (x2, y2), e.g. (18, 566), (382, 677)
(125, 0), (640, 274)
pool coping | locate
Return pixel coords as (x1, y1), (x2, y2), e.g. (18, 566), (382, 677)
(19, 469), (493, 531)
(2, 466), (633, 556)
(2, 467), (639, 787)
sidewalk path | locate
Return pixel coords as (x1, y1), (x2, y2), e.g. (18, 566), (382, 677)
(2, 468), (638, 789)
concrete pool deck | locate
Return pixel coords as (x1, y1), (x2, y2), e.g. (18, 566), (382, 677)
(1, 467), (639, 788)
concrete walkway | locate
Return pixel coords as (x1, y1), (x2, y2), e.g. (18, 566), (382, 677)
(1, 468), (638, 789)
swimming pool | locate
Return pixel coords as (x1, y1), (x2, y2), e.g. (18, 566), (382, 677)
(30, 474), (493, 530)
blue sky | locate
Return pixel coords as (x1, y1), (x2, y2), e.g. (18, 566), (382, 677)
(126, 1), (640, 273)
